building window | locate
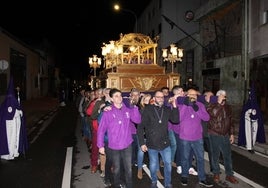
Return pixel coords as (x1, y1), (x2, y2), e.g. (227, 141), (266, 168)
(158, 23), (162, 34)
(186, 50), (194, 73)
(262, 10), (268, 25)
(185, 50), (194, 82)
(10, 48), (27, 100)
(151, 29), (155, 39)
(0, 74), (7, 95)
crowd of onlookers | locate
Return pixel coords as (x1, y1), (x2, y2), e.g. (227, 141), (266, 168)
(74, 85), (241, 188)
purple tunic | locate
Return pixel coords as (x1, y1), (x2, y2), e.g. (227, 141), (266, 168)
(0, 77), (28, 156)
(238, 83), (266, 146)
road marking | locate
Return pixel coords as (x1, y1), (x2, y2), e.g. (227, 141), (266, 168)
(204, 152), (265, 188)
(37, 119), (44, 124)
(62, 147), (73, 188)
(141, 152), (264, 188)
(28, 111), (58, 144)
(28, 127), (36, 135)
(143, 166), (164, 188)
(30, 121), (50, 144)
(233, 143), (268, 159)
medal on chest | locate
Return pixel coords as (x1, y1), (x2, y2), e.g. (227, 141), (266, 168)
(154, 107), (164, 124)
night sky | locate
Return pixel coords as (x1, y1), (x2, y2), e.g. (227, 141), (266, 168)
(1, 0), (151, 80)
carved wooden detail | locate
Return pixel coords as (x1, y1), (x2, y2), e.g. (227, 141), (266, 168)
(98, 33), (180, 92)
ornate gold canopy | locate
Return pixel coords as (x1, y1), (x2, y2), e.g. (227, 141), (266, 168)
(102, 33), (158, 68)
(98, 33), (180, 92)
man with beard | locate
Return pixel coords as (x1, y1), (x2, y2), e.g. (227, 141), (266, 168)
(137, 90), (179, 188)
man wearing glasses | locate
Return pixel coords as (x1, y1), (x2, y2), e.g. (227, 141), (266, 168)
(137, 90), (179, 188)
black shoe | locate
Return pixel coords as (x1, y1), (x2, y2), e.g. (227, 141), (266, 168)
(165, 184), (172, 188)
(181, 177), (188, 186)
(118, 184), (126, 188)
(199, 180), (213, 187)
(150, 182), (157, 188)
(248, 150), (255, 154)
(103, 179), (111, 187)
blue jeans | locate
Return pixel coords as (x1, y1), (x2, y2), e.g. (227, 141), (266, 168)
(180, 138), (206, 181)
(175, 134), (195, 168)
(168, 130), (177, 162)
(148, 146), (172, 187)
(204, 136), (214, 172)
(82, 116), (91, 140)
(132, 134), (138, 165)
(110, 145), (133, 188)
(208, 134), (234, 176)
(136, 135), (145, 169)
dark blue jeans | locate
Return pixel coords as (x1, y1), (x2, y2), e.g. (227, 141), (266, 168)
(169, 130), (177, 162)
(132, 134), (141, 166)
(82, 116), (91, 140)
(110, 144), (133, 188)
(180, 138), (206, 181)
(175, 133), (195, 168)
(203, 136), (214, 172)
(136, 135), (145, 169)
(208, 134), (234, 176)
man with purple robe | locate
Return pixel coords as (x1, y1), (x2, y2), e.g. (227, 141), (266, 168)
(0, 77), (28, 160)
(238, 83), (266, 153)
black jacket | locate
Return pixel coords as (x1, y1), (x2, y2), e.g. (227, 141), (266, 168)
(137, 104), (179, 150)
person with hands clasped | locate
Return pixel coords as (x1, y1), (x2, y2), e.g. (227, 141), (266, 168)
(178, 89), (213, 187)
(137, 90), (179, 188)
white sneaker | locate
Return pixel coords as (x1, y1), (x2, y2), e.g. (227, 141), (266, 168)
(188, 167), (198, 176)
(142, 163), (147, 168)
(177, 166), (182, 174)
(100, 171), (105, 178)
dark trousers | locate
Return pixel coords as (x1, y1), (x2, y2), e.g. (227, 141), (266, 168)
(203, 136), (213, 172)
(104, 144), (113, 184)
(110, 145), (133, 188)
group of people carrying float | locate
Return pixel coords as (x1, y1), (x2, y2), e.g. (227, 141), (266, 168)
(75, 82), (265, 188)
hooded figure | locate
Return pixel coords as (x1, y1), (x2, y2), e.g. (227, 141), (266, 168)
(238, 83), (266, 152)
(0, 77), (28, 160)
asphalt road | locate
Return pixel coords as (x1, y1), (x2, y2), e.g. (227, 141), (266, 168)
(0, 102), (76, 188)
(0, 102), (267, 188)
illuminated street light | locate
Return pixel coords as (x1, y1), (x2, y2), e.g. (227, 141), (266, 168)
(102, 40), (123, 72)
(114, 4), (138, 33)
(88, 55), (101, 77)
(162, 44), (183, 73)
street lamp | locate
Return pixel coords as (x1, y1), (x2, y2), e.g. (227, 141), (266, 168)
(162, 44), (183, 73)
(114, 4), (138, 33)
(102, 40), (123, 72)
(88, 55), (101, 77)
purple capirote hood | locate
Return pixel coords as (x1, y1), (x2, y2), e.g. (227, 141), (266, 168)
(0, 76), (28, 156)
